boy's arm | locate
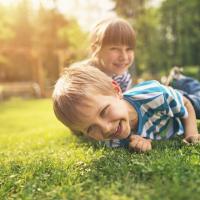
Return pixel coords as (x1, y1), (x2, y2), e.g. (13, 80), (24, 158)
(182, 96), (200, 144)
(129, 135), (152, 152)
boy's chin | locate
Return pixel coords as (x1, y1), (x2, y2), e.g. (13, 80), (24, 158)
(118, 130), (130, 139)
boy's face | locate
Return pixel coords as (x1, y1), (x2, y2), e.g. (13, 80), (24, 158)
(77, 92), (132, 141)
(98, 44), (134, 76)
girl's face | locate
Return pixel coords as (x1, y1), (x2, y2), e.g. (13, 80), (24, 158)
(97, 44), (134, 76)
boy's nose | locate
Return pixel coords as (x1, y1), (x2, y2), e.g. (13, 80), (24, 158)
(99, 120), (112, 137)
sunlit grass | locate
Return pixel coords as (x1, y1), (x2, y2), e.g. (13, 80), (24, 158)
(184, 66), (200, 79)
(0, 98), (200, 200)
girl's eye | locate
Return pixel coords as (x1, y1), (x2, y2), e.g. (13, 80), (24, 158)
(127, 47), (133, 51)
(110, 47), (119, 50)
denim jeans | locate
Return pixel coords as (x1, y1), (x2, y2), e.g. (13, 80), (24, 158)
(171, 75), (200, 119)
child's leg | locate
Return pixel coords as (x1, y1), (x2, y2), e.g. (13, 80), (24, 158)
(171, 76), (200, 96)
(166, 66), (200, 96)
(173, 77), (200, 118)
(166, 66), (200, 119)
(172, 77), (200, 118)
(181, 92), (200, 119)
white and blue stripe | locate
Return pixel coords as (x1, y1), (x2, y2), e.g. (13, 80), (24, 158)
(113, 71), (132, 92)
(124, 80), (188, 140)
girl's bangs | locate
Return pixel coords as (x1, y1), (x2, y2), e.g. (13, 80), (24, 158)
(102, 23), (135, 49)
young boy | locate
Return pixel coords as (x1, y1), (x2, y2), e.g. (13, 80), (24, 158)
(53, 64), (200, 152)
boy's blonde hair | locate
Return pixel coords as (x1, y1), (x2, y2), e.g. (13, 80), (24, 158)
(90, 17), (136, 57)
(52, 62), (115, 131)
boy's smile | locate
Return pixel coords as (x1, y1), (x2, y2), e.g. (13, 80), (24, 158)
(77, 92), (137, 141)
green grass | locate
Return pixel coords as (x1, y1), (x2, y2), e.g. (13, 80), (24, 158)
(183, 65), (200, 79)
(0, 98), (200, 200)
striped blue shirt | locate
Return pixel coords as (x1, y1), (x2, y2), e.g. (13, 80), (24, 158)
(113, 71), (132, 92)
(124, 80), (188, 140)
(102, 80), (188, 148)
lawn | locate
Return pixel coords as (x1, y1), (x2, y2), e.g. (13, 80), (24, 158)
(1, 98), (200, 200)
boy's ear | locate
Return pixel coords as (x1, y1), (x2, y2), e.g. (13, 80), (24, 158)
(112, 80), (123, 98)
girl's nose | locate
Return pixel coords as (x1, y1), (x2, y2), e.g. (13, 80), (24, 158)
(119, 49), (128, 60)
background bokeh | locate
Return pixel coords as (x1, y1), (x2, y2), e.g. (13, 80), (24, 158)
(0, 0), (199, 99)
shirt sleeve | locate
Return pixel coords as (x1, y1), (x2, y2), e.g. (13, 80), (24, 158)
(163, 85), (188, 118)
(112, 71), (132, 92)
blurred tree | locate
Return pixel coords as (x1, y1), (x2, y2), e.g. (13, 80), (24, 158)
(113, 0), (200, 78)
(0, 0), (88, 86)
(160, 0), (200, 68)
(134, 8), (163, 76)
(0, 5), (15, 46)
(114, 0), (146, 19)
(34, 5), (88, 85)
(114, 0), (163, 77)
(11, 0), (33, 47)
(0, 0), (34, 82)
(0, 5), (15, 81)
(57, 18), (88, 62)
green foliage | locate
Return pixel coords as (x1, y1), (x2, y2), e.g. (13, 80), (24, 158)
(57, 18), (89, 61)
(11, 0), (33, 47)
(134, 8), (163, 75)
(0, 2), (88, 82)
(34, 8), (67, 49)
(58, 19), (87, 49)
(160, 0), (200, 68)
(183, 65), (200, 79)
(0, 6), (15, 43)
(0, 98), (200, 199)
(114, 0), (147, 19)
(113, 0), (200, 78)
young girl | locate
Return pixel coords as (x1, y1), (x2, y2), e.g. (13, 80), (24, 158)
(84, 17), (136, 92)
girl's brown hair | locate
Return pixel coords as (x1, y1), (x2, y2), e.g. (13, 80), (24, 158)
(90, 17), (136, 57)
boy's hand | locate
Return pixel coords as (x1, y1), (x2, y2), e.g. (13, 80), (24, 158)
(129, 135), (152, 153)
(183, 134), (200, 145)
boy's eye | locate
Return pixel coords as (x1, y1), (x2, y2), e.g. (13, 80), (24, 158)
(87, 126), (93, 135)
(100, 105), (110, 117)
(87, 125), (97, 136)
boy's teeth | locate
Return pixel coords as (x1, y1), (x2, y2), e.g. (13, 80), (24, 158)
(115, 124), (120, 134)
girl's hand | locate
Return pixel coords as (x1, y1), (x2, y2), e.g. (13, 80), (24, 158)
(183, 134), (200, 145)
(129, 135), (152, 153)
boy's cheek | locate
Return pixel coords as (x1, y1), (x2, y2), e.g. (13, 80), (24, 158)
(87, 132), (104, 141)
